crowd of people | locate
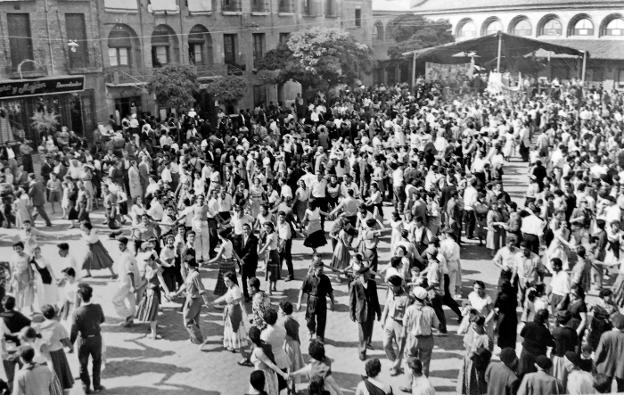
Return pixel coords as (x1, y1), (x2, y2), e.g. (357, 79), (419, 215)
(0, 75), (623, 395)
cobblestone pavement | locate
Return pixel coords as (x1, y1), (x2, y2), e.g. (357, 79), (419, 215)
(0, 159), (529, 395)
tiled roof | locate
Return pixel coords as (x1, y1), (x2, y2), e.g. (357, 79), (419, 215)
(408, 0), (622, 13)
(543, 39), (624, 60)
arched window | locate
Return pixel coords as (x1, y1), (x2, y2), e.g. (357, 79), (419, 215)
(151, 25), (179, 67)
(188, 25), (213, 66)
(541, 18), (562, 36)
(605, 18), (624, 36)
(375, 22), (384, 40)
(457, 19), (476, 39)
(511, 18), (532, 36)
(108, 24), (139, 68)
(572, 18), (594, 36)
(483, 19), (503, 36)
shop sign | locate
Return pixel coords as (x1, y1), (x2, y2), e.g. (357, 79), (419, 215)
(0, 75), (85, 99)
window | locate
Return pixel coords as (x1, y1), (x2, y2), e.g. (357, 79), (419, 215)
(279, 33), (290, 45)
(152, 25), (177, 67)
(512, 18), (532, 36)
(7, 13), (34, 72)
(251, 0), (264, 12)
(189, 44), (203, 65)
(606, 18), (624, 36)
(484, 19), (502, 35)
(253, 33), (265, 65)
(355, 8), (361, 27)
(188, 25), (212, 65)
(278, 0), (292, 13)
(108, 48), (129, 66)
(618, 69), (624, 88)
(223, 34), (237, 65)
(375, 22), (384, 40)
(65, 14), (89, 69)
(541, 18), (562, 36)
(573, 18), (593, 36)
(325, 0), (336, 16)
(302, 0), (312, 16)
(457, 20), (476, 39)
(153, 46), (169, 66)
(222, 0), (241, 12)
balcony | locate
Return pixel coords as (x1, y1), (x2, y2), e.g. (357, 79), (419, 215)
(226, 63), (246, 76)
(221, 0), (241, 15)
(104, 68), (150, 87)
(278, 0), (294, 14)
(193, 63), (227, 79)
(66, 47), (102, 75)
(4, 64), (48, 80)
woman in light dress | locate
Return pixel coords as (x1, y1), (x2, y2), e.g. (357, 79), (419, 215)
(36, 305), (74, 391)
(248, 326), (289, 395)
(457, 315), (492, 395)
(249, 177), (265, 219)
(12, 189), (32, 228)
(389, 211), (404, 248)
(209, 229), (237, 296)
(460, 281), (493, 336)
(293, 179), (310, 228)
(30, 246), (59, 309)
(212, 272), (247, 353)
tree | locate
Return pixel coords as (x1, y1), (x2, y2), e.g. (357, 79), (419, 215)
(386, 14), (454, 59)
(148, 65), (198, 111)
(203, 76), (247, 105)
(31, 110), (59, 135)
(255, 28), (372, 95)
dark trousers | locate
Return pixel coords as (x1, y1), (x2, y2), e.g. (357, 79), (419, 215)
(34, 204), (52, 226)
(442, 274), (462, 319)
(306, 306), (327, 341)
(78, 335), (102, 390)
(430, 293), (447, 333)
(357, 313), (375, 355)
(393, 185), (405, 212)
(207, 218), (218, 256)
(363, 247), (378, 272)
(523, 233), (540, 255)
(280, 239), (293, 278)
(312, 196), (328, 229)
(601, 377), (624, 393)
(464, 210), (475, 238)
(241, 266), (256, 299)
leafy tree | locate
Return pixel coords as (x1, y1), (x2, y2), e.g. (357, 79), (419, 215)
(386, 14), (454, 59)
(255, 28), (372, 95)
(204, 76), (247, 104)
(31, 110), (59, 135)
(148, 65), (198, 111)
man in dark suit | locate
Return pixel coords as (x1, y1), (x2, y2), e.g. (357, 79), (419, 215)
(595, 313), (624, 392)
(27, 173), (52, 227)
(349, 266), (381, 360)
(70, 284), (105, 394)
(236, 223), (258, 301)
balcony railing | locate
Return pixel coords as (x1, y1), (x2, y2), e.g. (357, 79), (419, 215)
(194, 63), (227, 78)
(278, 0), (293, 13)
(67, 46), (102, 74)
(104, 68), (151, 86)
(226, 63), (246, 76)
(221, 0), (241, 13)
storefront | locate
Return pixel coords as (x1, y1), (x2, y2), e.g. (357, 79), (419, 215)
(0, 75), (95, 145)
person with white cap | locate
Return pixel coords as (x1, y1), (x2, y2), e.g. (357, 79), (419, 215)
(399, 286), (438, 392)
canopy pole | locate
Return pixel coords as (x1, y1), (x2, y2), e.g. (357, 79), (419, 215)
(581, 51), (587, 83)
(496, 32), (502, 72)
(411, 51), (416, 88)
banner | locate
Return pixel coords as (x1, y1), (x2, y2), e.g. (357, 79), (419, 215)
(0, 76), (85, 99)
(425, 62), (472, 82)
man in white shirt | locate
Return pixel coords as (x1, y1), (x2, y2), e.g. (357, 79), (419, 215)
(112, 237), (139, 327)
(391, 163), (405, 212)
(439, 229), (462, 299)
(463, 179), (479, 239)
(56, 243), (80, 279)
(549, 258), (570, 311)
(261, 309), (289, 384)
(520, 207), (544, 254)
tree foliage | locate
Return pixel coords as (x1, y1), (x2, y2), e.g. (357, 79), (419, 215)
(255, 28), (372, 93)
(31, 110), (59, 134)
(386, 14), (454, 59)
(204, 76), (248, 103)
(148, 65), (198, 111)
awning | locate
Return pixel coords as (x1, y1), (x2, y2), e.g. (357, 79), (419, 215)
(402, 32), (585, 64)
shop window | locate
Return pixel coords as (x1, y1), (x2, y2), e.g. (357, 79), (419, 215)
(65, 13), (89, 69)
(7, 13), (34, 72)
(223, 34), (237, 65)
(108, 48), (129, 66)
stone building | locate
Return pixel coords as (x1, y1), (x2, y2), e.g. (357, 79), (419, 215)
(0, 0), (372, 142)
(372, 0), (624, 88)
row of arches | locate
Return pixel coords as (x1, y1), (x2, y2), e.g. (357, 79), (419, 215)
(107, 23), (214, 69)
(456, 13), (624, 39)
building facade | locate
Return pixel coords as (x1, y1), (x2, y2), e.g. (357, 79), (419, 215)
(372, 0), (624, 89)
(0, 0), (372, 142)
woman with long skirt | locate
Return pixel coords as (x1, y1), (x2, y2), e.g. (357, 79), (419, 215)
(169, 253), (208, 344)
(457, 315), (492, 395)
(38, 305), (74, 391)
(258, 222), (280, 295)
(80, 221), (117, 278)
(30, 246), (59, 309)
(248, 326), (289, 395)
(209, 229), (237, 296)
(303, 199), (328, 253)
(135, 251), (170, 339)
(212, 271), (247, 353)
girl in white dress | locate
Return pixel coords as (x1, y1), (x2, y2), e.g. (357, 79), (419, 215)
(30, 246), (59, 309)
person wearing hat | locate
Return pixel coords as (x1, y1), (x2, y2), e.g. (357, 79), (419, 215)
(564, 351), (594, 394)
(399, 286), (438, 391)
(296, 259), (335, 343)
(380, 275), (411, 376)
(348, 265), (381, 361)
(517, 354), (563, 395)
(594, 312), (624, 392)
(484, 347), (519, 395)
(112, 236), (140, 327)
